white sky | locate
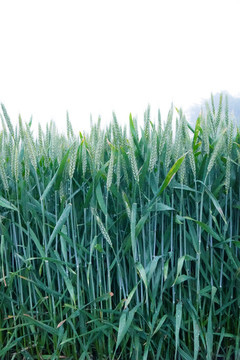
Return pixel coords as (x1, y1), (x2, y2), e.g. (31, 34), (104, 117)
(0, 0), (240, 134)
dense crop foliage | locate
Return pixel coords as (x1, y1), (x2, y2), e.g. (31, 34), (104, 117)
(0, 95), (240, 359)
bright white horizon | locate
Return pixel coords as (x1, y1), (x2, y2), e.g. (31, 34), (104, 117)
(0, 0), (240, 135)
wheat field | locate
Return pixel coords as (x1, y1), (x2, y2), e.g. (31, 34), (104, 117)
(0, 94), (240, 359)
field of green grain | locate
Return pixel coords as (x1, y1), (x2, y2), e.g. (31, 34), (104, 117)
(0, 94), (240, 359)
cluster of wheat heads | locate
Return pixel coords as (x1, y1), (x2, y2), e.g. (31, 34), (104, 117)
(0, 94), (240, 359)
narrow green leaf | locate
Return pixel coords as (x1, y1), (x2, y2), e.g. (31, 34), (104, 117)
(146, 256), (161, 282)
(193, 319), (200, 360)
(47, 203), (72, 253)
(153, 314), (168, 335)
(96, 183), (107, 216)
(124, 282), (140, 309)
(193, 115), (201, 152)
(184, 216), (222, 242)
(158, 153), (187, 196)
(54, 149), (70, 190)
(149, 203), (175, 212)
(22, 314), (58, 335)
(148, 153), (187, 210)
(115, 311), (127, 350)
(136, 262), (148, 291)
(58, 267), (76, 304)
(0, 196), (18, 211)
(131, 203), (137, 260)
(206, 307), (213, 360)
(197, 180), (227, 224)
(87, 236), (97, 286)
(174, 184), (197, 192)
(174, 275), (195, 285)
(29, 228), (45, 258)
(60, 225), (68, 263)
(164, 258), (170, 281)
(175, 302), (183, 360)
(115, 304), (140, 351)
(40, 170), (58, 201)
(178, 347), (193, 360)
(173, 255), (195, 286)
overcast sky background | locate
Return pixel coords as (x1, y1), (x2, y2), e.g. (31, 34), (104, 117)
(0, 0), (240, 134)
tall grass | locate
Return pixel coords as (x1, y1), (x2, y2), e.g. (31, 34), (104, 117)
(0, 94), (240, 359)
